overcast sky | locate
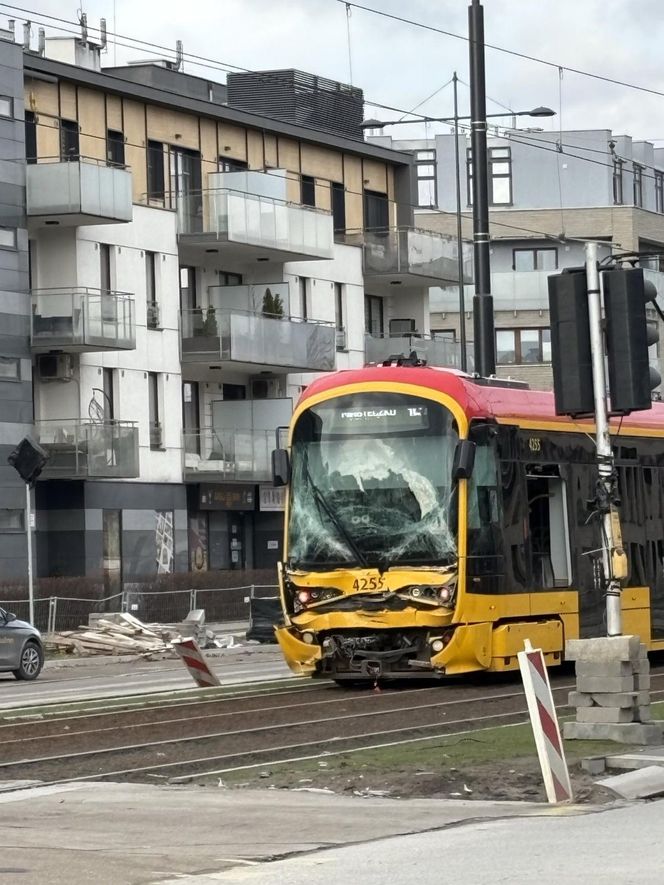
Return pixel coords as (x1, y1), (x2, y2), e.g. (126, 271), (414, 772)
(9, 0), (664, 142)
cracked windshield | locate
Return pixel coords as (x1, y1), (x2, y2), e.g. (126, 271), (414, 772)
(288, 393), (459, 569)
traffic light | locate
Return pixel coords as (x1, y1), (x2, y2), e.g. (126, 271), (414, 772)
(7, 436), (49, 485)
(548, 269), (595, 416)
(603, 267), (661, 414)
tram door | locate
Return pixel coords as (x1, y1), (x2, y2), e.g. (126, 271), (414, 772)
(526, 467), (572, 589)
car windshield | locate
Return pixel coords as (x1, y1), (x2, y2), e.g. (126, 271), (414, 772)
(288, 392), (459, 569)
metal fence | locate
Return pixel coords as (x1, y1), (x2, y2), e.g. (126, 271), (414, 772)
(1, 585), (278, 635)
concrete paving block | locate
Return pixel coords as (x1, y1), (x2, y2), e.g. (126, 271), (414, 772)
(636, 706), (653, 723)
(565, 635), (641, 663)
(636, 675), (651, 691)
(597, 766), (664, 800)
(576, 676), (635, 694)
(576, 706), (634, 724)
(564, 721), (663, 745)
(587, 691), (643, 708)
(568, 691), (593, 707)
(605, 749), (664, 772)
(581, 756), (606, 776)
(575, 661), (633, 678)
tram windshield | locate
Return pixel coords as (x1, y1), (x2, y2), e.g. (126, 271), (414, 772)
(288, 392), (459, 569)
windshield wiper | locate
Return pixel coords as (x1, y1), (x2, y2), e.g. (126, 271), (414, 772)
(305, 463), (369, 570)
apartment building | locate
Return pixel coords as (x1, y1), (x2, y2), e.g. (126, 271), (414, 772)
(370, 128), (664, 388)
(0, 25), (463, 582)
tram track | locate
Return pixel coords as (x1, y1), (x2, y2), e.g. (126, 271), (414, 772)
(1, 668), (663, 789)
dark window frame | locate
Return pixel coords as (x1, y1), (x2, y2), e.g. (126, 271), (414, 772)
(147, 140), (165, 201)
(415, 148), (437, 208)
(60, 118), (80, 162)
(633, 163), (643, 208)
(24, 110), (37, 164)
(106, 129), (125, 167)
(467, 146), (513, 207)
(364, 293), (384, 336)
(301, 174), (316, 207)
(656, 172), (664, 214)
(218, 157), (248, 173)
(331, 181), (346, 233)
(512, 246), (558, 271)
(496, 326), (551, 365)
(613, 159), (624, 205)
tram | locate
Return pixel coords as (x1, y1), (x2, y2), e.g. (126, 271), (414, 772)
(271, 364), (664, 682)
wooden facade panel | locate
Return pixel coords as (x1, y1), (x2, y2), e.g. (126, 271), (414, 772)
(264, 133), (278, 168)
(315, 180), (331, 211)
(78, 88), (106, 161)
(247, 129), (264, 170)
(25, 78), (58, 118)
(362, 157), (389, 193)
(36, 114), (59, 160)
(123, 99), (147, 199)
(199, 118), (218, 184)
(343, 154), (363, 232)
(146, 106), (199, 151)
(301, 144), (343, 182)
(217, 123), (247, 160)
(106, 94), (123, 132)
(59, 82), (77, 122)
(276, 136), (300, 173)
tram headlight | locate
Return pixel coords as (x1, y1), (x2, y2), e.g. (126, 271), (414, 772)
(431, 638), (445, 653)
(301, 631), (315, 645)
(292, 586), (344, 613)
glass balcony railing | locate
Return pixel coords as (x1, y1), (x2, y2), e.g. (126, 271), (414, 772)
(365, 333), (471, 370)
(31, 288), (136, 353)
(27, 157), (133, 225)
(340, 227), (466, 287)
(35, 420), (139, 479)
(183, 428), (274, 482)
(181, 307), (335, 371)
(175, 184), (334, 261)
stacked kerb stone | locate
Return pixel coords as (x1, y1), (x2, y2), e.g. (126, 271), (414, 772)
(564, 636), (663, 745)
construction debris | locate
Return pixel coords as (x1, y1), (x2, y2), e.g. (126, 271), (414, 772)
(46, 612), (188, 657)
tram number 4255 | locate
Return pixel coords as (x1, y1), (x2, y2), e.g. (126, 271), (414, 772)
(352, 576), (386, 591)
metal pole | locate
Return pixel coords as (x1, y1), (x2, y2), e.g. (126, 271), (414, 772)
(585, 241), (621, 636)
(25, 482), (34, 625)
(453, 72), (467, 372)
(468, 0), (495, 376)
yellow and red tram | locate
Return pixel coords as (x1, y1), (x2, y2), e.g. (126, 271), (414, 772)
(273, 365), (664, 682)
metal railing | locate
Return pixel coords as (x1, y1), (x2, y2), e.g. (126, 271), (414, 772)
(183, 427), (274, 481)
(31, 287), (136, 351)
(35, 420), (140, 478)
(180, 306), (336, 371)
(0, 585), (278, 635)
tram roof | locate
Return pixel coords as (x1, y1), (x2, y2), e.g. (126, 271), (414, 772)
(298, 366), (664, 435)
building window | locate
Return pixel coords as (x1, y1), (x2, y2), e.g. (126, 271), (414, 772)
(218, 157), (248, 172)
(431, 329), (456, 341)
(633, 164), (643, 208)
(0, 356), (20, 381)
(365, 294), (384, 336)
(0, 510), (24, 532)
(334, 282), (346, 350)
(25, 110), (37, 164)
(0, 227), (16, 249)
(102, 367), (115, 420)
(0, 96), (13, 118)
(148, 372), (162, 449)
(364, 190), (389, 231)
(613, 159), (624, 205)
(60, 119), (79, 161)
(331, 182), (346, 233)
(416, 149), (437, 207)
(107, 129), (125, 167)
(147, 140), (165, 200)
(496, 327), (551, 365)
(467, 146), (512, 206)
(100, 243), (112, 293)
(145, 251), (159, 328)
(298, 277), (308, 320)
(656, 172), (664, 213)
(513, 247), (558, 271)
(301, 174), (316, 207)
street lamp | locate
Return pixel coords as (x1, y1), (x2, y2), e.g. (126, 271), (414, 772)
(362, 101), (555, 372)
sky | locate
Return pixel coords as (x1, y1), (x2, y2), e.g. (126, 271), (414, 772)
(5, 0), (664, 143)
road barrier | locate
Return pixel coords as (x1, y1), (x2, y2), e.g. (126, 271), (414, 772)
(518, 639), (573, 804)
(173, 638), (222, 687)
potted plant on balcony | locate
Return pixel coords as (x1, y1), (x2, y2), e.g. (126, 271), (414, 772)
(261, 288), (284, 319)
(203, 305), (219, 337)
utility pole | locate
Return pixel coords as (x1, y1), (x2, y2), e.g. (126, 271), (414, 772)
(585, 242), (622, 636)
(468, 0), (495, 376)
(452, 72), (467, 373)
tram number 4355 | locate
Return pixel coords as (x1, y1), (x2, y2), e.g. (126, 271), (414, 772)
(352, 576), (385, 591)
(529, 437), (541, 453)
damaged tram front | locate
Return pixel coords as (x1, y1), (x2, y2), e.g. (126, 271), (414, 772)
(273, 367), (484, 683)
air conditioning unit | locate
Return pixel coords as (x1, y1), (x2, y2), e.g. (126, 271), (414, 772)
(336, 328), (347, 351)
(37, 353), (74, 381)
(147, 302), (160, 329)
(251, 375), (286, 399)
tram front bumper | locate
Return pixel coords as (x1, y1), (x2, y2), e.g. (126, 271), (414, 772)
(275, 625), (322, 676)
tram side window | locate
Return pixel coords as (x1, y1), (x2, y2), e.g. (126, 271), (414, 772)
(526, 472), (571, 588)
(467, 444), (501, 567)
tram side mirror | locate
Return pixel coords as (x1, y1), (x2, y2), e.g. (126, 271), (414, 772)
(272, 448), (291, 487)
(452, 439), (476, 481)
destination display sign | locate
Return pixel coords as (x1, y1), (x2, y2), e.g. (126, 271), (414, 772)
(319, 404), (429, 434)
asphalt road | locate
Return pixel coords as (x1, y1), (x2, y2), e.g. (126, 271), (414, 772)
(0, 645), (293, 709)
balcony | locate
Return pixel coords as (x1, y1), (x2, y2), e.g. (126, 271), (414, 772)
(175, 171), (334, 264)
(183, 428), (274, 482)
(341, 227), (466, 288)
(181, 307), (335, 373)
(31, 288), (136, 353)
(365, 333), (470, 370)
(35, 420), (139, 479)
(27, 158), (133, 227)
(432, 270), (552, 313)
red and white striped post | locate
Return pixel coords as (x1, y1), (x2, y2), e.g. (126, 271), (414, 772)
(518, 639), (573, 804)
(173, 638), (221, 688)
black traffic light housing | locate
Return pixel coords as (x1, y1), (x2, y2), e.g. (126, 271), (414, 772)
(603, 267), (661, 414)
(7, 436), (49, 485)
(548, 269), (595, 416)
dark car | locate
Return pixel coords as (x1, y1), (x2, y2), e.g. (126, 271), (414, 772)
(0, 606), (44, 680)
